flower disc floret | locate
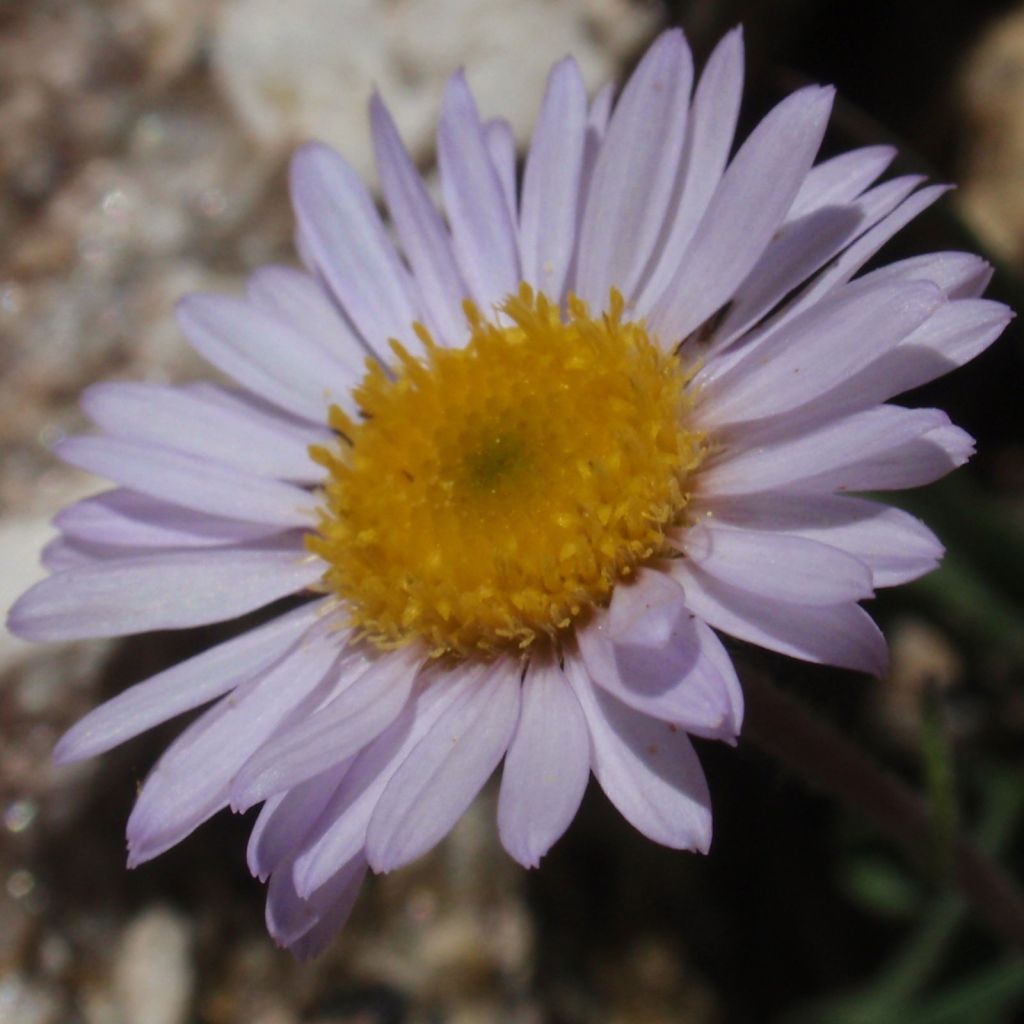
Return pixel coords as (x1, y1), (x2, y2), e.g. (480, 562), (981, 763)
(307, 286), (706, 655)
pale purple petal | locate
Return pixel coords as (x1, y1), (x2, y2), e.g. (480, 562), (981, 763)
(519, 57), (587, 300)
(699, 406), (955, 496)
(575, 29), (694, 306)
(438, 72), (519, 309)
(291, 661), (474, 896)
(788, 145), (895, 219)
(576, 569), (742, 740)
(370, 95), (468, 345)
(862, 251), (994, 299)
(289, 142), (422, 350)
(55, 489), (287, 549)
(751, 184), (950, 339)
(266, 851), (365, 955)
(8, 539), (322, 642)
(248, 761), (350, 881)
(697, 279), (943, 428)
(711, 175), (925, 350)
(649, 85), (834, 343)
(366, 658), (521, 873)
(678, 521), (874, 603)
(81, 381), (325, 482)
(55, 601), (327, 764)
(497, 658), (591, 868)
(232, 644), (424, 810)
(285, 856), (367, 961)
(126, 630), (343, 865)
(636, 27), (744, 307)
(55, 436), (316, 527)
(246, 264), (374, 372)
(566, 657), (712, 852)
(177, 294), (354, 422)
(693, 493), (943, 588)
(485, 117), (518, 224)
(670, 560), (888, 675)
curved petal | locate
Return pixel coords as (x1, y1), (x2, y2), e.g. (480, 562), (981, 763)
(670, 560), (888, 675)
(576, 569), (743, 740)
(788, 145), (895, 219)
(365, 658), (521, 873)
(485, 117), (518, 223)
(566, 658), (712, 852)
(54, 600), (328, 763)
(248, 761), (351, 881)
(7, 539), (322, 642)
(498, 658), (591, 868)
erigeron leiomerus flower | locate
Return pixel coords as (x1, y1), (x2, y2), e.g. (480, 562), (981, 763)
(8, 27), (1011, 958)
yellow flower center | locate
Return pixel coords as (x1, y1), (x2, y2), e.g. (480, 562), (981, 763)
(306, 285), (706, 656)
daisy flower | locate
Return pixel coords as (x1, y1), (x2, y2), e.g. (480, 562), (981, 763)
(8, 27), (1011, 959)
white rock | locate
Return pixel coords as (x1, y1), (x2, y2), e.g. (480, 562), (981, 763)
(112, 906), (193, 1024)
(212, 0), (661, 178)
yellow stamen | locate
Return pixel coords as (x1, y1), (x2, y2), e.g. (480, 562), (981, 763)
(306, 284), (706, 656)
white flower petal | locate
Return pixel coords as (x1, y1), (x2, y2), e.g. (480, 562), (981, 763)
(566, 658), (712, 852)
(497, 657), (591, 868)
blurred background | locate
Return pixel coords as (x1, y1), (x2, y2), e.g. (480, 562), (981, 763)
(1, 0), (1023, 1021)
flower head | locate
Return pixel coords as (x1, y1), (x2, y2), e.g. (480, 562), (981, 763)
(8, 27), (1011, 958)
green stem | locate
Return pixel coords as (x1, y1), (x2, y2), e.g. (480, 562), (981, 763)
(741, 670), (1024, 951)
